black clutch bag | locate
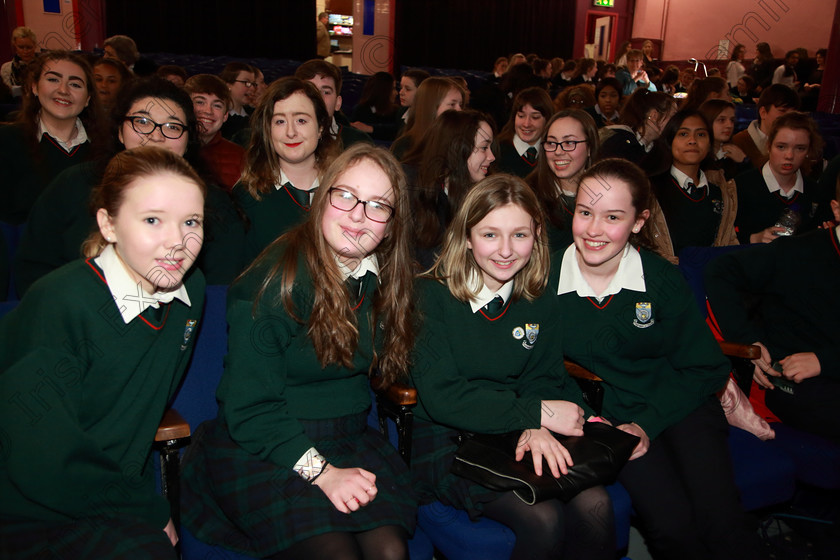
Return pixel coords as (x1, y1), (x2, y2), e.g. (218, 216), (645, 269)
(450, 422), (639, 505)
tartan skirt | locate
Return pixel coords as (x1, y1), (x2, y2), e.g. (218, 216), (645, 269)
(0, 515), (176, 559)
(411, 418), (504, 521)
(181, 412), (416, 557)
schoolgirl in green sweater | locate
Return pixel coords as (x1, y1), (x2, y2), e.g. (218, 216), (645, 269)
(1, 147), (207, 559)
(411, 174), (614, 560)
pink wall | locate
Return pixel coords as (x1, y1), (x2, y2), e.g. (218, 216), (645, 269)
(634, 0), (834, 62)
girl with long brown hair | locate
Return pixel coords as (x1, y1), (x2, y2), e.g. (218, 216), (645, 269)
(181, 144), (417, 560)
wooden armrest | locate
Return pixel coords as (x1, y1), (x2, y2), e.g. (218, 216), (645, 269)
(384, 382), (417, 406)
(564, 360), (603, 382)
(155, 409), (191, 442)
(718, 341), (761, 360)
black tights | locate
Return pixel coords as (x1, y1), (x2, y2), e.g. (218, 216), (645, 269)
(482, 486), (615, 560)
(274, 525), (408, 560)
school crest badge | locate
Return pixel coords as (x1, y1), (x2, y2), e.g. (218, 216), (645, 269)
(181, 319), (198, 350)
(512, 326), (525, 340)
(633, 302), (654, 328)
(522, 323), (539, 349)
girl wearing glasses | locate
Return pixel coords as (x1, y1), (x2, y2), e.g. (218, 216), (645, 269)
(526, 109), (600, 250)
(181, 144), (417, 560)
(0, 50), (106, 225)
(16, 77), (246, 295)
(410, 175), (614, 560)
(236, 77), (339, 264)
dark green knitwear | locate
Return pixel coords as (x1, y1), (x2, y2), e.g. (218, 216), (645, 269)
(550, 249), (729, 439)
(235, 182), (311, 265)
(495, 141), (538, 179)
(0, 259), (205, 531)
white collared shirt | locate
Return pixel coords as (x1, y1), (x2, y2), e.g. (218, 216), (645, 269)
(556, 243), (646, 301)
(468, 271), (514, 313)
(94, 245), (191, 324)
(336, 253), (380, 281)
(330, 116), (340, 137)
(513, 134), (540, 157)
(38, 117), (88, 153)
(762, 162), (803, 199)
(670, 165), (708, 192)
(229, 107), (248, 118)
(746, 120), (768, 156)
(274, 169), (320, 203)
(594, 104), (619, 123)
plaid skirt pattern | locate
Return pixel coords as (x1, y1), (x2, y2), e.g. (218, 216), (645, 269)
(181, 412), (416, 557)
(411, 418), (504, 521)
(0, 515), (176, 559)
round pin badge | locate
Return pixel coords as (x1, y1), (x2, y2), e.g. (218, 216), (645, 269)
(512, 326), (525, 340)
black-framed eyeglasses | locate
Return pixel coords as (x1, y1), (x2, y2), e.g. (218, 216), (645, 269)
(328, 188), (394, 223)
(543, 139), (588, 152)
(234, 79), (257, 88)
(124, 116), (187, 139)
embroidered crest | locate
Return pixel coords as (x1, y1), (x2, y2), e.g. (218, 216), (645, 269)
(711, 198), (723, 215)
(181, 319), (198, 350)
(633, 302), (654, 328)
(512, 326), (525, 340)
(522, 324), (539, 349)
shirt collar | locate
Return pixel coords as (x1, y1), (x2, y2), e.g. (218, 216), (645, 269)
(594, 104), (619, 122)
(38, 117), (88, 152)
(468, 271), (514, 313)
(229, 107), (248, 117)
(556, 243), (646, 299)
(94, 244), (191, 324)
(670, 165), (708, 191)
(275, 169), (320, 192)
(335, 253), (379, 281)
(330, 116), (340, 136)
(762, 162), (803, 198)
(513, 134), (540, 156)
(747, 120), (768, 155)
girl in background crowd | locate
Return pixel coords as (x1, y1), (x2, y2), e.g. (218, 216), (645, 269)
(494, 87), (554, 178)
(350, 71), (402, 141)
(391, 76), (465, 160)
(585, 77), (623, 128)
(1, 146), (206, 560)
(1, 26), (37, 91)
(698, 99), (750, 180)
(181, 145), (417, 560)
(726, 44), (746, 90)
(93, 57), (133, 111)
(398, 68), (430, 124)
(411, 174), (615, 560)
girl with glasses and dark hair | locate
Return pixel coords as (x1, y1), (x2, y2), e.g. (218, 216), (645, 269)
(181, 144), (418, 560)
(16, 77), (246, 295)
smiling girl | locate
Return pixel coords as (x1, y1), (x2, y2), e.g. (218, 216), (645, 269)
(410, 174), (614, 560)
(526, 109), (600, 249)
(0, 50), (106, 224)
(237, 77), (339, 262)
(551, 158), (764, 559)
(1, 146), (206, 559)
(734, 111), (827, 243)
(495, 87), (554, 178)
(181, 144), (417, 559)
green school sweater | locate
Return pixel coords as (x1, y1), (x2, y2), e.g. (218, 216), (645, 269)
(550, 249), (729, 440)
(494, 141), (538, 179)
(235, 182), (311, 265)
(410, 277), (589, 435)
(0, 259), (205, 530)
(0, 123), (92, 225)
(652, 173), (723, 254)
(705, 227), (840, 378)
(217, 244), (379, 468)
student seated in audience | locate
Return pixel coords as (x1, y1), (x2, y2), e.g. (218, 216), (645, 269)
(410, 175), (615, 560)
(390, 76), (465, 161)
(699, 99), (750, 180)
(584, 77), (622, 128)
(295, 59), (373, 150)
(771, 50), (800, 90)
(732, 75), (757, 105)
(103, 34), (140, 73)
(526, 109), (600, 249)
(734, 111), (828, 244)
(219, 62), (256, 140)
(181, 145), (417, 560)
(656, 65), (680, 95)
(250, 66), (268, 109)
(0, 50), (106, 225)
(403, 109), (496, 268)
(235, 77), (339, 263)
(184, 74), (246, 192)
(550, 158), (765, 560)
(729, 83), (799, 170)
(705, 176), (840, 443)
(615, 49), (656, 96)
(726, 44), (747, 92)
(648, 109), (738, 262)
(494, 86), (554, 178)
(397, 68), (430, 126)
(1, 26), (37, 94)
(681, 77), (731, 112)
(93, 57), (132, 112)
(15, 77), (246, 294)
(553, 84), (595, 112)
(1, 146), (206, 560)
(156, 64), (187, 88)
(598, 89), (676, 177)
(800, 48), (825, 112)
(569, 58), (597, 85)
(350, 71), (402, 142)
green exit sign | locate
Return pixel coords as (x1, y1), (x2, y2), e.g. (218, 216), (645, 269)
(594, 0), (615, 6)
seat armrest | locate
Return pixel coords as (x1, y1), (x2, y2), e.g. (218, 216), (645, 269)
(564, 360), (603, 382)
(155, 408), (191, 442)
(718, 341), (761, 360)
